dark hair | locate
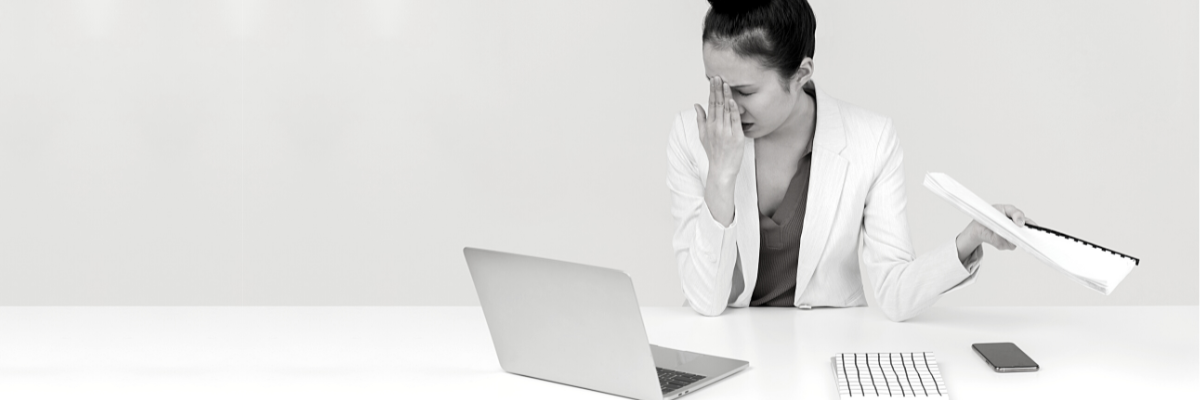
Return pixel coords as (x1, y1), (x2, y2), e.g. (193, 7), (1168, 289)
(702, 0), (816, 92)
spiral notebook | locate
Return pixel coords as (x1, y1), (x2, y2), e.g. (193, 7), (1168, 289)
(832, 352), (948, 399)
(923, 172), (1139, 294)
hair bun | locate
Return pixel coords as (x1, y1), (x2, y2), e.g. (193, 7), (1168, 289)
(708, 0), (771, 15)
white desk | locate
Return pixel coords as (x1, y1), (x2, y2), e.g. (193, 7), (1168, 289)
(0, 306), (1196, 399)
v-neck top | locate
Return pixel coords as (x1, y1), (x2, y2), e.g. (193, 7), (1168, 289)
(750, 136), (815, 307)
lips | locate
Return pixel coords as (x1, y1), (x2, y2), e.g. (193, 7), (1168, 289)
(741, 123), (754, 131)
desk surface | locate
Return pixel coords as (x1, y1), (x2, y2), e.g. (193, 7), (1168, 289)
(0, 306), (1196, 399)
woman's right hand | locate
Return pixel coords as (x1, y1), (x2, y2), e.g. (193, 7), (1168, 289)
(694, 76), (746, 184)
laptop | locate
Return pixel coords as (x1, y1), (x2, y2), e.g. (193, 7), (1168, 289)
(463, 247), (749, 400)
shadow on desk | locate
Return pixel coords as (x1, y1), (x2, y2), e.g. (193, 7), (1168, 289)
(680, 299), (1063, 328)
(904, 307), (1076, 327)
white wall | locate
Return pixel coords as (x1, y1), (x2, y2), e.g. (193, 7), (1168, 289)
(0, 0), (1195, 306)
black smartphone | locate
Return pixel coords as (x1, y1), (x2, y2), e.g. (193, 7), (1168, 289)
(972, 342), (1039, 372)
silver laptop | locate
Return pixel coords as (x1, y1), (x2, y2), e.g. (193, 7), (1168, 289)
(463, 247), (748, 400)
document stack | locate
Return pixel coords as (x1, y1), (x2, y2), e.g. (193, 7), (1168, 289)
(923, 172), (1139, 295)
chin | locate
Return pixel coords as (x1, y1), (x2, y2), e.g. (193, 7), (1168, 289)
(745, 130), (770, 139)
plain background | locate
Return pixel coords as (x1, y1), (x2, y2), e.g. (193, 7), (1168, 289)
(0, 0), (1195, 308)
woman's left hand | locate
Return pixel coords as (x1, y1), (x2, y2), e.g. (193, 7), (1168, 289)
(957, 204), (1036, 258)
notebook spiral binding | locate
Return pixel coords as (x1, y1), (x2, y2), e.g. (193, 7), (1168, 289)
(1024, 223), (1140, 266)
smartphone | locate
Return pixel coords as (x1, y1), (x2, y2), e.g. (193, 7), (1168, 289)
(972, 342), (1039, 372)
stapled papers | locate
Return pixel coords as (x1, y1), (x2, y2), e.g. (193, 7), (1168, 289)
(923, 172), (1138, 295)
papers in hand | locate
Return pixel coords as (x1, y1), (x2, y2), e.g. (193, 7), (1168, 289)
(923, 172), (1137, 295)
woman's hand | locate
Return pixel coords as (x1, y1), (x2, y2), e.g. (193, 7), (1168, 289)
(694, 76), (746, 184)
(957, 204), (1037, 261)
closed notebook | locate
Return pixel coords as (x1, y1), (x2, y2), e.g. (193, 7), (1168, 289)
(831, 352), (949, 399)
(923, 172), (1139, 295)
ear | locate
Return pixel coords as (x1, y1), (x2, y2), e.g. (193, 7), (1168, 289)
(789, 57), (815, 92)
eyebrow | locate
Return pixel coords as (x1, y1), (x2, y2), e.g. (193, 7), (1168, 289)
(705, 76), (755, 90)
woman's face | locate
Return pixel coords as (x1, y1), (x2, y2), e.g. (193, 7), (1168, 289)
(701, 42), (808, 140)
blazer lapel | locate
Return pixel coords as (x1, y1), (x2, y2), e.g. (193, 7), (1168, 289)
(732, 135), (760, 305)
(794, 82), (849, 302)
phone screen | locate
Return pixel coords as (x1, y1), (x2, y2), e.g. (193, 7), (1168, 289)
(972, 342), (1038, 371)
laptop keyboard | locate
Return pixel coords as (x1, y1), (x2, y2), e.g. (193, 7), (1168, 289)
(657, 367), (706, 394)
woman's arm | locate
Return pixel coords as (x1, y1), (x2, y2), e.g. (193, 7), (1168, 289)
(667, 112), (741, 317)
(668, 78), (753, 317)
(858, 119), (983, 322)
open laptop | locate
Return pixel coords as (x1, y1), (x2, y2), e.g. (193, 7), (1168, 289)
(464, 247), (749, 400)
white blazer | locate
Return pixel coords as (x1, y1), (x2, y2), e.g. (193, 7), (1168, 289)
(666, 81), (983, 321)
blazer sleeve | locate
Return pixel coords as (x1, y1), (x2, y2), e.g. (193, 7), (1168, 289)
(858, 119), (984, 322)
(666, 112), (741, 317)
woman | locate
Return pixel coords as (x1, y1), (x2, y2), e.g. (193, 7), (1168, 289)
(667, 0), (1034, 321)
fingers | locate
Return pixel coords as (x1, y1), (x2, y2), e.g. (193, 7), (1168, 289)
(722, 82), (734, 130)
(719, 83), (729, 131)
(729, 98), (743, 135)
(969, 219), (1017, 251)
(693, 104), (706, 136)
(723, 80), (733, 108)
(713, 76), (725, 107)
(704, 77), (738, 137)
(1008, 206), (1027, 227)
(1004, 205), (1037, 226)
(993, 204), (1029, 227)
(980, 227), (1017, 251)
(708, 78), (717, 122)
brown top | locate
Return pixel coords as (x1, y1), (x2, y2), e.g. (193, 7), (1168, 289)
(749, 143), (814, 307)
